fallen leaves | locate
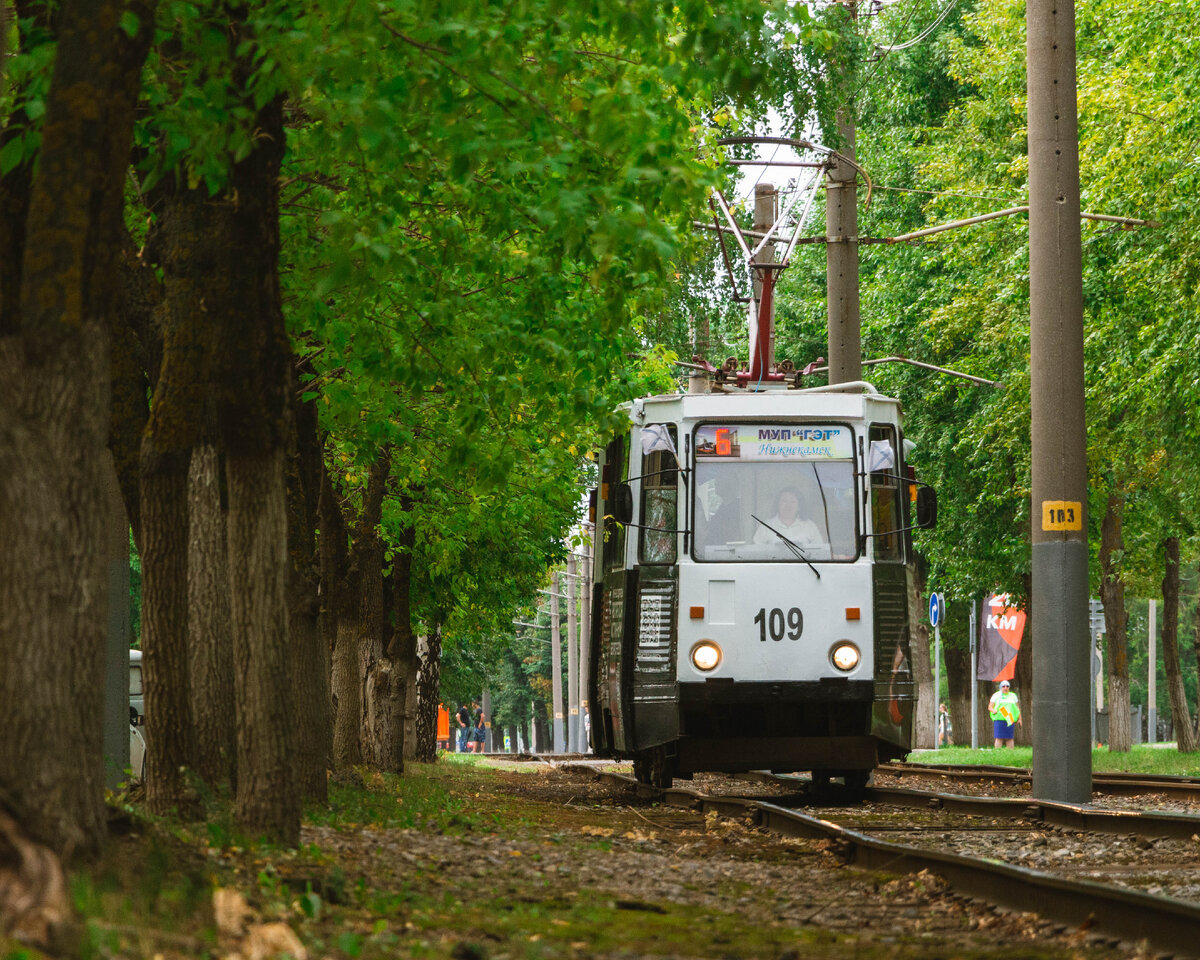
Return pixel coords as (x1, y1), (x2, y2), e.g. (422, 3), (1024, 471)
(0, 808), (73, 953)
(213, 888), (307, 960)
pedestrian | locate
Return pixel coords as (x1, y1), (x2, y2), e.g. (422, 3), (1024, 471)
(988, 680), (1021, 748)
(456, 701), (471, 753)
(937, 702), (953, 747)
(471, 705), (486, 754)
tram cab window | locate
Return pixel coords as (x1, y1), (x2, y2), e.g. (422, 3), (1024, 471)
(602, 436), (628, 572)
(869, 424), (904, 562)
(639, 424), (677, 565)
(692, 423), (858, 562)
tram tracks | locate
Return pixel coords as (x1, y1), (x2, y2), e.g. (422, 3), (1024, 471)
(880, 761), (1200, 803)
(560, 762), (1200, 956)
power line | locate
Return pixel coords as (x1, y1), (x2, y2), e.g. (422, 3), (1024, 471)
(873, 183), (1023, 204)
(875, 0), (962, 52)
(850, 0), (924, 103)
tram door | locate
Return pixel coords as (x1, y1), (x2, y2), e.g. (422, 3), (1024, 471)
(593, 435), (631, 754)
(592, 427), (683, 756)
(866, 421), (915, 746)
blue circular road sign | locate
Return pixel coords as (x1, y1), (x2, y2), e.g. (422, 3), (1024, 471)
(929, 593), (942, 627)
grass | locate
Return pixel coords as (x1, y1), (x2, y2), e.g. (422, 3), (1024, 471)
(910, 744), (1200, 776)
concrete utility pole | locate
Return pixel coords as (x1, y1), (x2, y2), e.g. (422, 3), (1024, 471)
(578, 538), (593, 752)
(1148, 600), (1157, 743)
(550, 582), (565, 753)
(826, 3), (861, 386)
(750, 182), (779, 380)
(969, 600), (978, 749)
(1028, 0), (1091, 803)
(565, 561), (580, 752)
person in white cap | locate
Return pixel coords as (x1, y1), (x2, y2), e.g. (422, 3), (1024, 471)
(988, 679), (1021, 748)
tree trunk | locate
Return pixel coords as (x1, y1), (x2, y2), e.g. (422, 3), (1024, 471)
(1160, 538), (1198, 752)
(285, 375), (329, 800)
(144, 164), (248, 814)
(1099, 491), (1132, 752)
(320, 463), (360, 768)
(390, 510), (420, 765)
(141, 444), (200, 816)
(364, 657), (404, 772)
(415, 628), (443, 762)
(357, 529), (386, 769)
(226, 447), (298, 843)
(110, 232), (157, 549)
(188, 443), (237, 792)
(906, 564), (935, 748)
(324, 452), (392, 771)
(288, 567), (328, 797)
(1192, 562), (1200, 741)
(1013, 573), (1034, 746)
(0, 0), (154, 858)
(354, 454), (394, 770)
(215, 94), (298, 846)
(943, 645), (972, 748)
(331, 620), (363, 767)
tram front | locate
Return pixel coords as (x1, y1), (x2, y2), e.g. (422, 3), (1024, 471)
(590, 386), (929, 788)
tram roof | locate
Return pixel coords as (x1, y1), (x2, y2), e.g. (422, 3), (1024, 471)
(626, 382), (902, 425)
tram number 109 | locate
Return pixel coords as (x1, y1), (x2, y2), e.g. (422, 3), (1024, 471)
(754, 607), (803, 642)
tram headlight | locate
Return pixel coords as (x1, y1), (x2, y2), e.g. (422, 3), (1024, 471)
(830, 642), (860, 672)
(690, 640), (722, 672)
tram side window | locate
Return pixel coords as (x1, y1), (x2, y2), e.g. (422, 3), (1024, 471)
(869, 424), (904, 562)
(603, 436), (628, 572)
(639, 425), (677, 565)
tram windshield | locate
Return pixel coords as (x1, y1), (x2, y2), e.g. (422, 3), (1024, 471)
(692, 423), (858, 562)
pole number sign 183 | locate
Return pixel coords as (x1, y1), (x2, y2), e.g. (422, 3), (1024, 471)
(1041, 500), (1082, 531)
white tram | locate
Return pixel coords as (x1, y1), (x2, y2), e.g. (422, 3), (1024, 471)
(587, 381), (936, 789)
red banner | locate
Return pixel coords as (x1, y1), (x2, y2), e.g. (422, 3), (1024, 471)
(976, 594), (1027, 682)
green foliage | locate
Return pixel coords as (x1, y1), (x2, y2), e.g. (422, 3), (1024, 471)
(269, 0), (831, 656)
(770, 0), (1200, 648)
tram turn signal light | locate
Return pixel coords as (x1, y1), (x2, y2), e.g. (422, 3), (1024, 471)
(690, 640), (721, 672)
(845, 607), (860, 620)
(689, 606), (705, 619)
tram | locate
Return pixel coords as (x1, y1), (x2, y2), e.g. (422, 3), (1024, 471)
(585, 141), (936, 789)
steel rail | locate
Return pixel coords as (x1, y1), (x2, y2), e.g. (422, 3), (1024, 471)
(560, 762), (1200, 955)
(881, 762), (1200, 801)
(750, 771), (1200, 840)
(863, 785), (1200, 841)
(891, 761), (1200, 785)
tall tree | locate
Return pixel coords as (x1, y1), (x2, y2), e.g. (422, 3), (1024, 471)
(214, 92), (299, 844)
(0, 0), (155, 856)
(1160, 538), (1198, 752)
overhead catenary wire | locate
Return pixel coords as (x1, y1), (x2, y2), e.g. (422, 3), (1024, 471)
(875, 0), (962, 51)
(873, 183), (1024, 205)
(849, 0), (925, 102)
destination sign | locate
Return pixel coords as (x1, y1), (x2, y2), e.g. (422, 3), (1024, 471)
(695, 424), (853, 461)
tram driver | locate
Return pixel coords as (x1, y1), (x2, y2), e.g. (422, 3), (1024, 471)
(752, 485), (823, 548)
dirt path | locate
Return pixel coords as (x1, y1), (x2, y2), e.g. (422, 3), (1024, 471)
(291, 758), (1142, 960)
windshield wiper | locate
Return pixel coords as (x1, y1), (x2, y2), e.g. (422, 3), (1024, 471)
(751, 515), (821, 580)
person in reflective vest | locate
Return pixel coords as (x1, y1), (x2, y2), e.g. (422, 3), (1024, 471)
(988, 679), (1021, 748)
